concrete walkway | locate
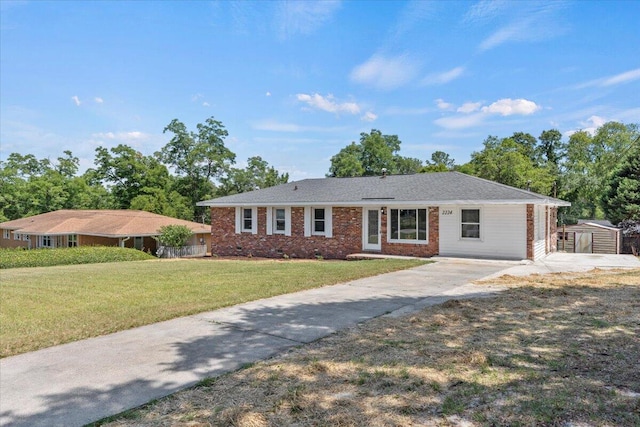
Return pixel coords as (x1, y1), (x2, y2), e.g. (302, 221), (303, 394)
(1, 254), (638, 427)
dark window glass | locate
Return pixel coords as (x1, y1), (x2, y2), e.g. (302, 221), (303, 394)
(390, 208), (427, 241)
(275, 208), (286, 231)
(313, 208), (325, 233)
(243, 208), (252, 230)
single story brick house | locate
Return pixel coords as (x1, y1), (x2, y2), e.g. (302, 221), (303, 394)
(197, 172), (570, 261)
(0, 209), (211, 253)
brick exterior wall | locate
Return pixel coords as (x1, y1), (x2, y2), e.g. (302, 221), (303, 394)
(526, 204), (534, 260)
(209, 206), (440, 259)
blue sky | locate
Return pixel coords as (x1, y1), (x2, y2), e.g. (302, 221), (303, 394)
(1, 0), (639, 181)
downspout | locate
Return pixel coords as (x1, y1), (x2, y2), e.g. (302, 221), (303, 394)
(119, 236), (131, 248)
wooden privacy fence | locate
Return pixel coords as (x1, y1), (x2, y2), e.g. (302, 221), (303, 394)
(157, 244), (207, 259)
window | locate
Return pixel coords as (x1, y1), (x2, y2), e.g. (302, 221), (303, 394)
(274, 208), (286, 233)
(242, 208), (253, 232)
(41, 235), (53, 248)
(389, 208), (428, 242)
(134, 236), (144, 250)
(23, 234), (30, 241)
(235, 207), (257, 234)
(14, 232), (20, 240)
(267, 207), (291, 236)
(2, 229), (9, 239)
(304, 206), (332, 237)
(461, 209), (480, 239)
(313, 208), (325, 234)
(68, 234), (78, 247)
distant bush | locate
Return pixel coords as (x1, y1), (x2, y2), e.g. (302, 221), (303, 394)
(0, 246), (155, 269)
(158, 225), (193, 248)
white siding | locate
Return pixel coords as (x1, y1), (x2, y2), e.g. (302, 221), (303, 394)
(439, 204), (527, 260)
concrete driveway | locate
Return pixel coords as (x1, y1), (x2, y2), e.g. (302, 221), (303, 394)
(1, 254), (638, 427)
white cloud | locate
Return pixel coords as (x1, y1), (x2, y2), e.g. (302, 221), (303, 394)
(564, 115), (608, 137)
(602, 68), (640, 86)
(473, 2), (568, 52)
(481, 98), (540, 116)
(296, 93), (360, 115)
(266, 91), (272, 97)
(463, 0), (511, 24)
(91, 131), (149, 141)
(71, 96), (81, 106)
(361, 111), (378, 122)
(435, 99), (453, 110)
(94, 97), (104, 104)
(575, 68), (640, 89)
(457, 102), (482, 113)
(422, 66), (465, 85)
(434, 97), (541, 129)
(276, 0), (341, 39)
(202, 102), (210, 107)
(350, 54), (419, 90)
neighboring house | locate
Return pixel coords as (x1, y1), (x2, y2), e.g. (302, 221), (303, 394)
(0, 210), (211, 253)
(558, 221), (622, 254)
(197, 172), (570, 261)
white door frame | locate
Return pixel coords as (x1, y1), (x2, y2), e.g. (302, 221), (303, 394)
(363, 208), (382, 251)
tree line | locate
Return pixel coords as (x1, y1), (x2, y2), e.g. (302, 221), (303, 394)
(0, 117), (288, 223)
(328, 123), (639, 227)
(1, 117), (638, 228)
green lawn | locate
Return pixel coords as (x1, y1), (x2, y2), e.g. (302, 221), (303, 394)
(0, 258), (427, 357)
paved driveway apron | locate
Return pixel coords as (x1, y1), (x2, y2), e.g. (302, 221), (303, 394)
(0, 260), (511, 427)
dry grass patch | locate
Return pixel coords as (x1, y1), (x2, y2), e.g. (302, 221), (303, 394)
(98, 268), (640, 427)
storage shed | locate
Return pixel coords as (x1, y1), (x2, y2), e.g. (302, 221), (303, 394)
(557, 221), (621, 254)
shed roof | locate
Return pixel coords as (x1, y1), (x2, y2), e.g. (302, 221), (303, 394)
(0, 210), (211, 237)
(198, 172), (570, 207)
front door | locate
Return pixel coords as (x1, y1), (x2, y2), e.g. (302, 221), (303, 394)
(363, 208), (381, 251)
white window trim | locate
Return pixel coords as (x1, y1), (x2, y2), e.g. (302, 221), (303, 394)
(235, 207), (258, 234)
(266, 207), (291, 236)
(68, 234), (78, 247)
(39, 235), (54, 248)
(304, 206), (333, 238)
(460, 207), (482, 240)
(387, 207), (429, 244)
(14, 232), (20, 240)
(2, 229), (10, 239)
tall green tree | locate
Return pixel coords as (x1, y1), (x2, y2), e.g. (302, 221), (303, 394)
(563, 122), (639, 220)
(601, 139), (640, 225)
(328, 142), (364, 177)
(217, 156), (289, 196)
(328, 130), (420, 177)
(160, 117), (236, 219)
(92, 144), (173, 210)
(468, 135), (555, 194)
(422, 151), (456, 172)
(0, 151), (112, 220)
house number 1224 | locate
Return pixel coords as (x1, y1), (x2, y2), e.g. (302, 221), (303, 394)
(441, 209), (453, 215)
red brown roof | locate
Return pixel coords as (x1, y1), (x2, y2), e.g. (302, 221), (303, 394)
(0, 210), (211, 237)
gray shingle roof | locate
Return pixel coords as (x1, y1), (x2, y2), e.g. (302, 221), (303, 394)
(198, 172), (570, 207)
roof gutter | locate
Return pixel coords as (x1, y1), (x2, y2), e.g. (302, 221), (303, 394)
(198, 199), (571, 208)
